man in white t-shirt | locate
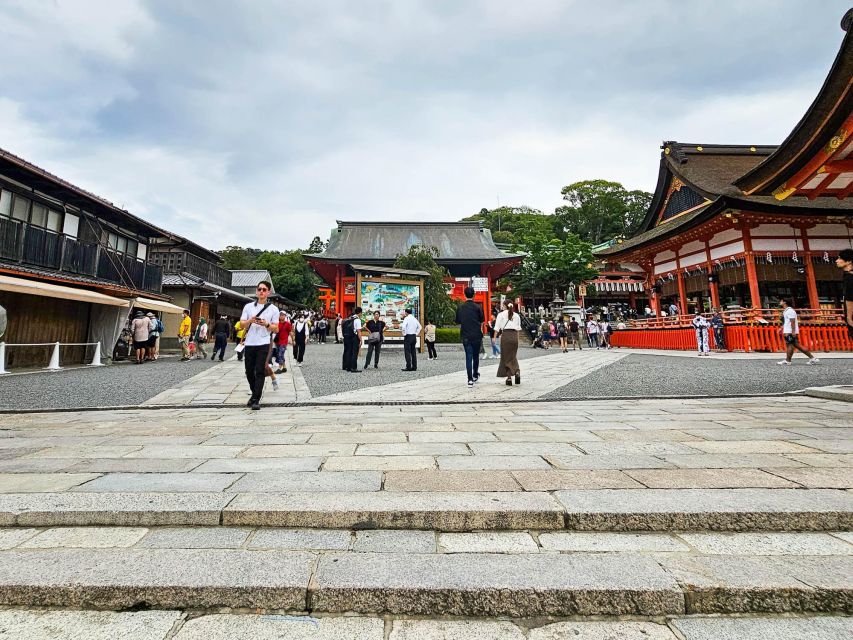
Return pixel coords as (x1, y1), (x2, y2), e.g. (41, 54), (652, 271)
(239, 280), (280, 409)
(777, 298), (818, 366)
(400, 308), (422, 371)
(586, 318), (599, 349)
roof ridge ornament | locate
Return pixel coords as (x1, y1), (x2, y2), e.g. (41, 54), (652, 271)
(842, 8), (852, 32)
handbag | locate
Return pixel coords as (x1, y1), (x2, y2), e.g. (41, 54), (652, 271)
(367, 331), (381, 344)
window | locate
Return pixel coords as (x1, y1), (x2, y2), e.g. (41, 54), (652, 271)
(30, 203), (47, 228)
(63, 213), (79, 238)
(0, 190), (11, 217)
(11, 195), (29, 221)
(137, 243), (147, 261)
(46, 209), (63, 232)
(108, 232), (118, 249)
(126, 239), (137, 258)
(116, 236), (127, 254)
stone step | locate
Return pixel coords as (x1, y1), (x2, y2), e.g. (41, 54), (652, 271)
(2, 610), (851, 640)
(1, 488), (851, 531)
(0, 541), (850, 616)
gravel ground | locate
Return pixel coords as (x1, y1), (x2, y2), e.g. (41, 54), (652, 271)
(0, 354), (222, 410)
(297, 341), (554, 398)
(544, 353), (853, 398)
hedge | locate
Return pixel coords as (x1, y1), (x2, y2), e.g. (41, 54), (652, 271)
(435, 327), (461, 343)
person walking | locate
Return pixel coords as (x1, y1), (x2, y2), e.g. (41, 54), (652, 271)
(586, 318), (600, 349)
(424, 320), (438, 360)
(777, 299), (819, 366)
(557, 316), (568, 352)
(179, 309), (192, 361)
(340, 307), (363, 372)
(837, 248), (853, 339)
(568, 316), (582, 350)
(400, 307), (421, 372)
(364, 310), (386, 369)
(193, 317), (209, 359)
(487, 312), (501, 359)
(692, 313), (710, 356)
(455, 287), (484, 387)
(233, 318), (246, 361)
(316, 316), (328, 343)
(239, 280), (279, 410)
(710, 310), (726, 352)
(599, 318), (612, 349)
(211, 315), (231, 361)
(495, 302), (521, 386)
(334, 314), (343, 343)
(145, 312), (161, 361)
(274, 311), (292, 373)
(293, 313), (310, 366)
(131, 311), (151, 364)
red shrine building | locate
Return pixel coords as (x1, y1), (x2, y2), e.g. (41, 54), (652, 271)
(306, 221), (523, 317)
(597, 14), (853, 320)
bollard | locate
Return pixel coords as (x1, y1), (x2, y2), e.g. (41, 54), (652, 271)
(0, 342), (6, 374)
(46, 342), (61, 371)
(88, 341), (104, 367)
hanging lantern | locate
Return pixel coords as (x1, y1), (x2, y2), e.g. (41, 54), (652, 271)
(823, 251), (830, 263)
(766, 252), (773, 263)
(792, 251), (798, 262)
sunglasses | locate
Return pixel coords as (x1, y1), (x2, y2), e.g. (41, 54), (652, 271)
(257, 287), (269, 292)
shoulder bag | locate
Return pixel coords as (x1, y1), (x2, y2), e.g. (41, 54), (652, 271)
(235, 303), (272, 353)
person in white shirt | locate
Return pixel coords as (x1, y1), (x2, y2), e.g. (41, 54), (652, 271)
(692, 313), (711, 356)
(400, 308), (422, 371)
(777, 299), (819, 366)
(239, 280), (279, 410)
(586, 319), (600, 349)
(495, 302), (522, 385)
(341, 307), (363, 373)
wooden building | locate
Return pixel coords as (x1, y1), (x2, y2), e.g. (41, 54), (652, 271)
(306, 221), (523, 318)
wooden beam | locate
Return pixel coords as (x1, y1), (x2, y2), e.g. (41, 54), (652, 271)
(807, 172), (840, 200)
(823, 159), (853, 173)
(837, 179), (853, 200)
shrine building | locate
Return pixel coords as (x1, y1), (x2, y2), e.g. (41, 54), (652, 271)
(306, 221), (523, 317)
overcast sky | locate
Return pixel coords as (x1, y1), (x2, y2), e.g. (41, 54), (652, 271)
(0, 1), (848, 251)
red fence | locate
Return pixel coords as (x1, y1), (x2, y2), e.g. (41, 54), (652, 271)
(610, 323), (853, 353)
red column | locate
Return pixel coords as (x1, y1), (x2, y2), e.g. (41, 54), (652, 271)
(803, 252), (820, 310)
(676, 270), (688, 315)
(742, 227), (761, 309)
(335, 265), (343, 315)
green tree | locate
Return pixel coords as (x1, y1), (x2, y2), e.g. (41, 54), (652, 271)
(556, 180), (652, 245)
(306, 236), (327, 253)
(218, 246), (255, 270)
(255, 251), (319, 306)
(393, 245), (456, 326)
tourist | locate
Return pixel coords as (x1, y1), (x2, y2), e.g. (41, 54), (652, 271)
(692, 312), (710, 356)
(239, 280), (279, 410)
(193, 317), (209, 359)
(557, 316), (568, 352)
(293, 312), (310, 366)
(130, 311), (151, 364)
(644, 305), (653, 318)
(179, 309), (192, 361)
(487, 311), (501, 359)
(586, 317), (599, 349)
(334, 313), (343, 343)
(400, 307), (421, 372)
(668, 301), (679, 317)
(599, 318), (612, 349)
(495, 301), (521, 385)
(364, 310), (386, 369)
(456, 286), (484, 386)
(233, 318), (246, 361)
(424, 319), (437, 360)
(145, 312), (161, 361)
(777, 298), (819, 366)
(341, 307), (362, 372)
(274, 311), (291, 373)
(710, 310), (726, 351)
(317, 316), (329, 343)
(568, 316), (582, 350)
(837, 248), (853, 338)
(211, 315), (230, 361)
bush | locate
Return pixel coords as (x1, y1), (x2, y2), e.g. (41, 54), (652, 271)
(435, 327), (461, 343)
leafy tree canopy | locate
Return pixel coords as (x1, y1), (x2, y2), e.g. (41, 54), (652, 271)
(393, 245), (457, 326)
(556, 179), (651, 245)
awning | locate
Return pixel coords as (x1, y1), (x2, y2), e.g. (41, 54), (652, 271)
(0, 274), (130, 307)
(133, 296), (186, 315)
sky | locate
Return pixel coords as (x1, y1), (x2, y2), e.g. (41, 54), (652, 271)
(0, 0), (848, 252)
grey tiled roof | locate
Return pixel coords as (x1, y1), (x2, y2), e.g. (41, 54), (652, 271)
(162, 272), (252, 302)
(231, 270), (274, 287)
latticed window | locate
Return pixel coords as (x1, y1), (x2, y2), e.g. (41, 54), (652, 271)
(660, 184), (704, 222)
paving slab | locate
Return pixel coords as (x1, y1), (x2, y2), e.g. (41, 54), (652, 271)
(556, 489), (853, 531)
(63, 459), (205, 473)
(248, 528), (352, 550)
(528, 620), (676, 639)
(323, 456), (437, 471)
(192, 458), (322, 473)
(546, 455), (674, 470)
(538, 532), (689, 553)
(408, 431), (499, 443)
(0, 528), (39, 549)
(763, 467), (852, 488)
(138, 527), (252, 549)
(201, 434), (311, 445)
(0, 473), (101, 492)
(785, 453), (853, 467)
(438, 531), (538, 553)
(0, 610), (182, 640)
(670, 615), (853, 640)
(383, 470), (520, 492)
(227, 471), (382, 493)
(512, 470), (644, 490)
(468, 442), (583, 457)
(225, 491), (565, 530)
(309, 431), (408, 444)
(624, 469), (798, 489)
(0, 458), (84, 473)
(661, 454), (807, 468)
(390, 619), (524, 639)
(437, 455), (550, 470)
(21, 527), (148, 549)
(356, 443), (470, 456)
(175, 614), (384, 639)
(495, 430), (602, 442)
(353, 529), (436, 553)
(242, 444), (357, 458)
(124, 445), (246, 459)
(678, 532), (853, 556)
(574, 442), (701, 456)
(70, 473), (241, 493)
(310, 551), (682, 616)
(687, 441), (821, 454)
(0, 492), (234, 526)
(0, 548), (313, 610)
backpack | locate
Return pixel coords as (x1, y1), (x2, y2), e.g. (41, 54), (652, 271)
(155, 319), (165, 333)
(342, 316), (355, 336)
(319, 319), (328, 330)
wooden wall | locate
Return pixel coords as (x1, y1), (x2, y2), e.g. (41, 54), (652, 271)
(0, 292), (90, 367)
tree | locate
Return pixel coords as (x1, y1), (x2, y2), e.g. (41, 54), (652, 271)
(255, 251), (319, 306)
(556, 180), (652, 245)
(218, 246), (255, 270)
(463, 206), (548, 246)
(393, 245), (457, 326)
(306, 236), (327, 253)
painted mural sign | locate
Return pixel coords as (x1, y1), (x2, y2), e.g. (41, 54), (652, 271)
(359, 280), (421, 330)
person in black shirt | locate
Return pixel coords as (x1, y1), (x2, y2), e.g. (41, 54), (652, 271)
(837, 249), (853, 338)
(455, 286), (485, 387)
(363, 311), (386, 369)
(211, 315), (231, 361)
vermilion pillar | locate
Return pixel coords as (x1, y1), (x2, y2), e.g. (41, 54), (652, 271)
(676, 270), (688, 315)
(742, 227), (762, 309)
(803, 253), (820, 310)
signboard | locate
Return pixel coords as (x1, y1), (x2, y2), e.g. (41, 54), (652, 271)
(471, 277), (489, 292)
(357, 277), (423, 333)
(578, 285), (587, 298)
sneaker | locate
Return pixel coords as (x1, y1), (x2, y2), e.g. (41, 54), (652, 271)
(473, 373), (480, 382)
(251, 401), (261, 411)
(776, 360), (791, 366)
(272, 379), (280, 390)
(468, 380), (474, 388)
(808, 358), (820, 365)
(246, 398), (255, 406)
